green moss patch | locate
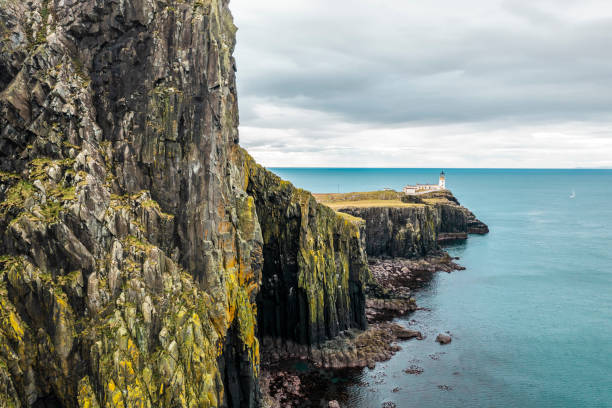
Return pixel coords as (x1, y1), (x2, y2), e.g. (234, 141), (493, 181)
(336, 211), (365, 224)
(0, 180), (35, 217)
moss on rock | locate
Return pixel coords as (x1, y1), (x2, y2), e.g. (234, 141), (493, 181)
(240, 149), (369, 346)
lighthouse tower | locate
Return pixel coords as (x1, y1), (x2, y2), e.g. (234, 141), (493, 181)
(439, 171), (446, 189)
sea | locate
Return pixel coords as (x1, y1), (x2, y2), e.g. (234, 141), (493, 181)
(269, 168), (612, 408)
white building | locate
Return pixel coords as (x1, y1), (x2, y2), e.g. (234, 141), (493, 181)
(403, 171), (446, 195)
(403, 185), (417, 194)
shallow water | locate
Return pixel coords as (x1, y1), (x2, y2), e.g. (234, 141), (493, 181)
(271, 168), (612, 408)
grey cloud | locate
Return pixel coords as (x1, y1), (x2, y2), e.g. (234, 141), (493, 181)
(233, 1), (612, 125)
(230, 0), (612, 168)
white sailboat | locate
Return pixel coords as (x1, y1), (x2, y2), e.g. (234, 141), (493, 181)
(570, 190), (576, 199)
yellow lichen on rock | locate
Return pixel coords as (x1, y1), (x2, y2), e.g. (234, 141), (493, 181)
(0, 0), (371, 406)
(239, 148), (369, 346)
(77, 376), (101, 408)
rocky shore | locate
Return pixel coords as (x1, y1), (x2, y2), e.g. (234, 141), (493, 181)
(260, 253), (467, 407)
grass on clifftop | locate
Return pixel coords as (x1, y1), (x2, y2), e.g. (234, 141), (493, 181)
(313, 190), (403, 203)
(324, 200), (424, 209)
(314, 190), (456, 210)
(335, 211), (365, 223)
(422, 198), (452, 205)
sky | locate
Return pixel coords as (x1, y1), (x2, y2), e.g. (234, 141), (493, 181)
(230, 0), (612, 168)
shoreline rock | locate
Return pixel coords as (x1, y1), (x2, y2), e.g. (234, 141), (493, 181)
(436, 333), (452, 344)
(260, 322), (422, 371)
(258, 188), (488, 405)
(260, 254), (463, 406)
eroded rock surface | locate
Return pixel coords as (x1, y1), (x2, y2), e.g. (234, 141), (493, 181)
(242, 154), (369, 346)
(0, 0), (370, 406)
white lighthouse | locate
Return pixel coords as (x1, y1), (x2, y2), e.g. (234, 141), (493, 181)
(438, 171), (446, 189)
(403, 170), (447, 195)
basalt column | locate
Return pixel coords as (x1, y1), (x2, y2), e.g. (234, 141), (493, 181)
(241, 152), (369, 346)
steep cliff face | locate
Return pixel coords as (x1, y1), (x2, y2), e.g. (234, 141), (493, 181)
(337, 205), (439, 258)
(241, 152), (368, 346)
(320, 190), (488, 259)
(0, 0), (369, 407)
(420, 191), (489, 239)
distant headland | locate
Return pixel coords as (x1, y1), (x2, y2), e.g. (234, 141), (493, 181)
(314, 187), (488, 252)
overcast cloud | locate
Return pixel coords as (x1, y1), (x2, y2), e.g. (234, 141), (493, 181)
(231, 0), (612, 168)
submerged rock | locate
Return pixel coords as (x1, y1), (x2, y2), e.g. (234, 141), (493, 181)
(404, 365), (424, 375)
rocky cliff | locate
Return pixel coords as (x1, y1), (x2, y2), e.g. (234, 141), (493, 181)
(316, 190), (488, 258)
(242, 153), (368, 346)
(421, 191), (489, 238)
(0, 1), (369, 407)
(339, 205), (439, 258)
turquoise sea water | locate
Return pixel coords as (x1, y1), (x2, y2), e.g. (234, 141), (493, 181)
(270, 168), (612, 408)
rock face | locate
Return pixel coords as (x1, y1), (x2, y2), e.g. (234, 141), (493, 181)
(339, 205), (439, 258)
(330, 191), (488, 258)
(242, 152), (369, 346)
(0, 1), (369, 407)
(434, 191), (489, 238)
